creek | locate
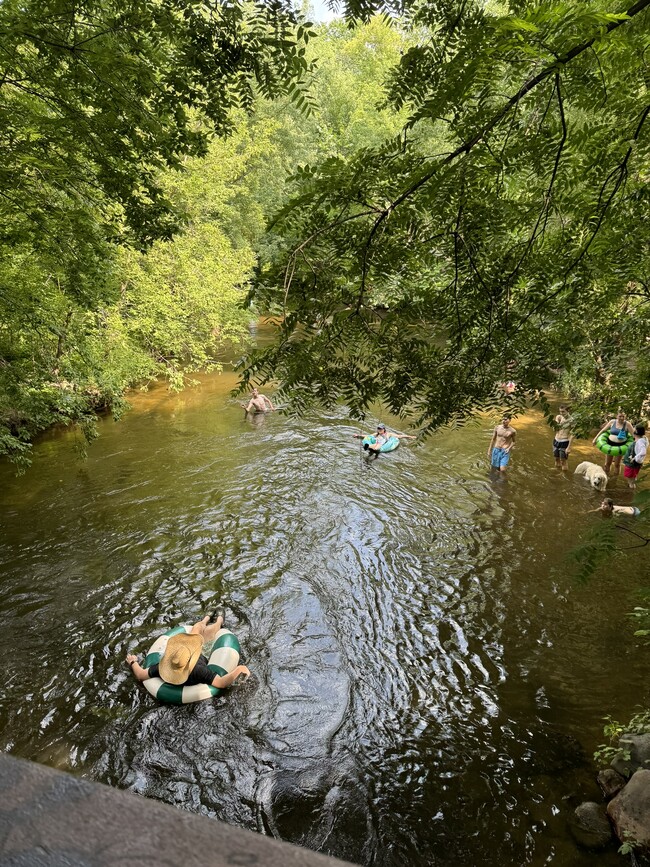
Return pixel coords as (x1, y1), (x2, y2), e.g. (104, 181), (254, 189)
(0, 362), (647, 865)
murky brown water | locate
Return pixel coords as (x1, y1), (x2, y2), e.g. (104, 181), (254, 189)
(1, 359), (648, 866)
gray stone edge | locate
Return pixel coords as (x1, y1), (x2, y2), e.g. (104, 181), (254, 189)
(0, 752), (357, 867)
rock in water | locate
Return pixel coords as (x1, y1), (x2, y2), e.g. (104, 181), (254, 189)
(608, 769), (650, 852)
(569, 801), (614, 850)
(598, 768), (626, 800)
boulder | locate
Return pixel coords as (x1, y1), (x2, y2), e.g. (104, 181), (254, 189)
(598, 768), (626, 800)
(608, 768), (650, 851)
(623, 735), (650, 770)
(569, 801), (614, 850)
(611, 734), (650, 780)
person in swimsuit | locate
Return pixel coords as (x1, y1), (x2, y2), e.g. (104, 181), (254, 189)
(126, 611), (250, 688)
(488, 414), (516, 472)
(553, 404), (574, 471)
(243, 387), (275, 414)
(592, 409), (635, 476)
(623, 425), (648, 490)
(353, 423), (415, 457)
(589, 498), (640, 517)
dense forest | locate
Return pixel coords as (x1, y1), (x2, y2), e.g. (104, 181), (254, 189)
(1, 0), (649, 468)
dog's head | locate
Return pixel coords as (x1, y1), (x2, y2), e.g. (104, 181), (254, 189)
(593, 474), (608, 491)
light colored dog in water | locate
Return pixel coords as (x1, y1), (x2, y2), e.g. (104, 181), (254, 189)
(574, 461), (608, 490)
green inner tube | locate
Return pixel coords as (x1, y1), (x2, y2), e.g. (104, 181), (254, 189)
(363, 435), (400, 453)
(596, 430), (633, 456)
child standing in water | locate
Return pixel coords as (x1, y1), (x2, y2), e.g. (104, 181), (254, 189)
(552, 404), (574, 471)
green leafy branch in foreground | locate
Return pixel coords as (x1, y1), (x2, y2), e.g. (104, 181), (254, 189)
(243, 0), (650, 433)
(564, 489), (650, 584)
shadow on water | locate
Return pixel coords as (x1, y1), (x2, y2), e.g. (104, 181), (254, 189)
(0, 370), (648, 866)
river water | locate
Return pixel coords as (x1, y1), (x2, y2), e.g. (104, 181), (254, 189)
(1, 364), (648, 866)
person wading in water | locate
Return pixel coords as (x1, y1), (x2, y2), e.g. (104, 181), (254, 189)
(243, 388), (275, 414)
(488, 414), (516, 473)
(553, 404), (574, 472)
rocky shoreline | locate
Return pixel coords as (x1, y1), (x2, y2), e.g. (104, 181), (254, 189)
(571, 734), (650, 862)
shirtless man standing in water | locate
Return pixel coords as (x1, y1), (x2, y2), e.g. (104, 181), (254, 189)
(488, 414), (517, 472)
(243, 387), (275, 414)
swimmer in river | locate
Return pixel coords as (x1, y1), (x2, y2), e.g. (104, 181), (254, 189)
(353, 423), (416, 457)
(242, 387), (275, 414)
(588, 498), (640, 517)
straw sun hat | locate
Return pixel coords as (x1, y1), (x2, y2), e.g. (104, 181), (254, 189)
(159, 632), (203, 685)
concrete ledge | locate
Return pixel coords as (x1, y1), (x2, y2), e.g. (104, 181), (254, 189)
(0, 753), (356, 866)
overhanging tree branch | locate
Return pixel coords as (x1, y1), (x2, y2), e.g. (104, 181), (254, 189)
(337, 0), (650, 288)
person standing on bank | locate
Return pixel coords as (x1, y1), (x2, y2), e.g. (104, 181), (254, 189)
(553, 404), (574, 471)
(126, 613), (250, 689)
(592, 409), (635, 476)
(623, 425), (648, 490)
(488, 414), (516, 472)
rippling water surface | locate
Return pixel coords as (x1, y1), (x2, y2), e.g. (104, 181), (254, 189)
(1, 367), (648, 866)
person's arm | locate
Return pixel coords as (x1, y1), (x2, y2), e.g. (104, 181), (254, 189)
(126, 654), (150, 682)
(353, 433), (368, 439)
(211, 664), (250, 689)
(487, 428), (497, 455)
(566, 433), (574, 453)
(592, 420), (612, 444)
(505, 430), (516, 452)
(395, 433), (416, 440)
(263, 395), (275, 411)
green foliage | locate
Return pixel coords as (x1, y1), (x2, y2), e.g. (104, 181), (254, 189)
(619, 832), (641, 856)
(0, 0), (314, 463)
(243, 0), (650, 435)
(0, 0), (312, 247)
(594, 709), (650, 767)
(565, 520), (620, 584)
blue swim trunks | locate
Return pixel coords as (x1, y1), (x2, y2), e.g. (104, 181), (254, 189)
(491, 446), (510, 468)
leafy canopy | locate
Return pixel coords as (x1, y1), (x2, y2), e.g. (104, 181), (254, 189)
(0, 0), (316, 466)
(243, 0), (650, 432)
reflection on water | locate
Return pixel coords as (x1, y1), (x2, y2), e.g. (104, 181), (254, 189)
(0, 370), (648, 866)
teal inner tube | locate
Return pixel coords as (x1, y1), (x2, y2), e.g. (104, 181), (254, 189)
(363, 435), (399, 453)
(596, 430), (633, 457)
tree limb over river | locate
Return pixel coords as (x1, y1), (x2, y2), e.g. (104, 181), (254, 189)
(242, 0), (650, 434)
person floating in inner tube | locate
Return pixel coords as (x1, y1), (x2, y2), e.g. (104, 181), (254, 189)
(488, 414), (516, 473)
(242, 387), (275, 414)
(126, 612), (250, 688)
(588, 498), (640, 517)
(623, 424), (648, 490)
(353, 423), (415, 457)
(592, 409), (634, 477)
